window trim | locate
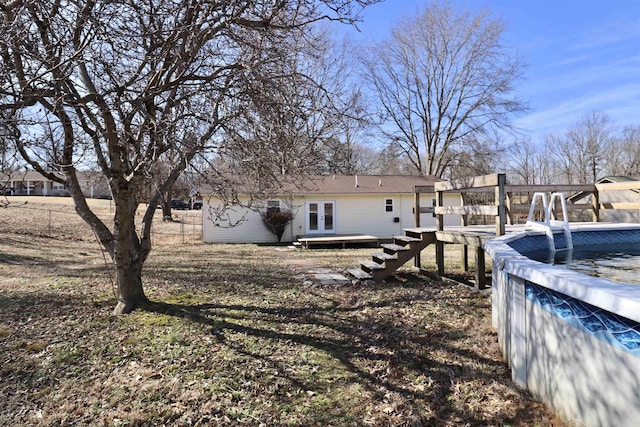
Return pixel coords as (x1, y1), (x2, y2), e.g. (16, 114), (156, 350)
(384, 198), (394, 213)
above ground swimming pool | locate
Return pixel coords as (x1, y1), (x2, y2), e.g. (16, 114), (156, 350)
(521, 242), (640, 284)
(484, 223), (640, 427)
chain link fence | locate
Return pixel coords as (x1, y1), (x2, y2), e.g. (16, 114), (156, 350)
(0, 200), (203, 245)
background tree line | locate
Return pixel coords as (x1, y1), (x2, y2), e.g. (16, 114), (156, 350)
(507, 112), (640, 185)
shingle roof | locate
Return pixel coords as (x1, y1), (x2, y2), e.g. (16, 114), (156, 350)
(200, 174), (442, 196)
(298, 175), (441, 194)
(0, 170), (101, 182)
(0, 170), (65, 181)
(597, 176), (640, 183)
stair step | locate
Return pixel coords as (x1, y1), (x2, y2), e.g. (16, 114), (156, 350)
(394, 235), (422, 244)
(404, 228), (436, 239)
(346, 227), (437, 283)
(381, 243), (410, 252)
(372, 252), (397, 262)
(403, 227), (436, 234)
(346, 268), (373, 280)
(361, 260), (385, 271)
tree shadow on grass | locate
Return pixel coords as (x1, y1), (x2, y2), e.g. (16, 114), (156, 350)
(142, 286), (545, 426)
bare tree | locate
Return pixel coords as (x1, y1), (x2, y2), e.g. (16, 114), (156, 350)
(0, 0), (378, 314)
(567, 111), (614, 183)
(220, 28), (374, 177)
(322, 89), (373, 174)
(444, 135), (506, 180)
(360, 0), (525, 177)
(546, 132), (577, 184)
(370, 142), (417, 175)
(506, 138), (558, 185)
(607, 125), (640, 176)
(507, 138), (537, 185)
(547, 112), (615, 184)
(317, 38), (375, 174)
(348, 142), (382, 174)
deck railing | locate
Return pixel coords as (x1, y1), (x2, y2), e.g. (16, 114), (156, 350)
(415, 174), (602, 236)
(413, 174), (604, 286)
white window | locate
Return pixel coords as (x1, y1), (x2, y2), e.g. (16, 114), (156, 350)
(384, 198), (394, 212)
(266, 200), (280, 213)
(52, 182), (65, 190)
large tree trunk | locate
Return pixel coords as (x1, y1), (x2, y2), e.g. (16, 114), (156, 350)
(112, 192), (150, 315)
(112, 247), (148, 315)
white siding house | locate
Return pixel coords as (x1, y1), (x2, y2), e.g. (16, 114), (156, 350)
(202, 175), (462, 244)
(1, 170), (111, 198)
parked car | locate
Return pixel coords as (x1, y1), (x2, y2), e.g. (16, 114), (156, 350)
(171, 199), (189, 210)
(192, 200), (203, 210)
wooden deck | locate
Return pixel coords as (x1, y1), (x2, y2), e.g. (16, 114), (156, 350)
(435, 224), (528, 245)
(403, 224), (527, 244)
(297, 234), (379, 249)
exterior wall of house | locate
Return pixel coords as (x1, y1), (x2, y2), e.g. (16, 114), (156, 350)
(202, 196), (278, 244)
(202, 193), (462, 244)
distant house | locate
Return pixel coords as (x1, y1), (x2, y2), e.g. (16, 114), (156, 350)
(0, 170), (111, 199)
(201, 175), (462, 244)
(595, 176), (640, 223)
(569, 176), (640, 223)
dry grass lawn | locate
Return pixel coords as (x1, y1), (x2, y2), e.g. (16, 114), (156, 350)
(0, 197), (565, 426)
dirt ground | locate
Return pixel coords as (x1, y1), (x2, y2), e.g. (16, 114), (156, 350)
(0, 197), (566, 426)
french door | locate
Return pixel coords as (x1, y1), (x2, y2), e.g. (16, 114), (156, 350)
(306, 201), (335, 234)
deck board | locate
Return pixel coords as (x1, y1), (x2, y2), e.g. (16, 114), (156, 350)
(436, 224), (529, 244)
(297, 234), (379, 249)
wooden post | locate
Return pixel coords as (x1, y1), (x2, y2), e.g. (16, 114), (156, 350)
(414, 188), (420, 228)
(505, 192), (513, 225)
(474, 246), (486, 290)
(495, 174), (506, 236)
(413, 189), (421, 268)
(460, 210), (469, 272)
(436, 189), (445, 276)
(592, 187), (600, 222)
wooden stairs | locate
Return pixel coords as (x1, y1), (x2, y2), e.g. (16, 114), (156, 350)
(346, 228), (436, 282)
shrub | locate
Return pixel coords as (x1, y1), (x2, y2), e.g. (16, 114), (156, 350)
(261, 209), (294, 243)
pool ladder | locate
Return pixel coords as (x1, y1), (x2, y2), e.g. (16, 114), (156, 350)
(525, 192), (573, 254)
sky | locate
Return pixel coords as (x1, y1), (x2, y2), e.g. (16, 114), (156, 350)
(340, 0), (640, 141)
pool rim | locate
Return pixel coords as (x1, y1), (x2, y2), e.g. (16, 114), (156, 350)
(484, 223), (640, 324)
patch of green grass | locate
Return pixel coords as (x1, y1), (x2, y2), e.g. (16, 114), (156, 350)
(53, 347), (84, 365)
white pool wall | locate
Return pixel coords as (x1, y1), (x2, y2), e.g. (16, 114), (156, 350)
(485, 223), (640, 427)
